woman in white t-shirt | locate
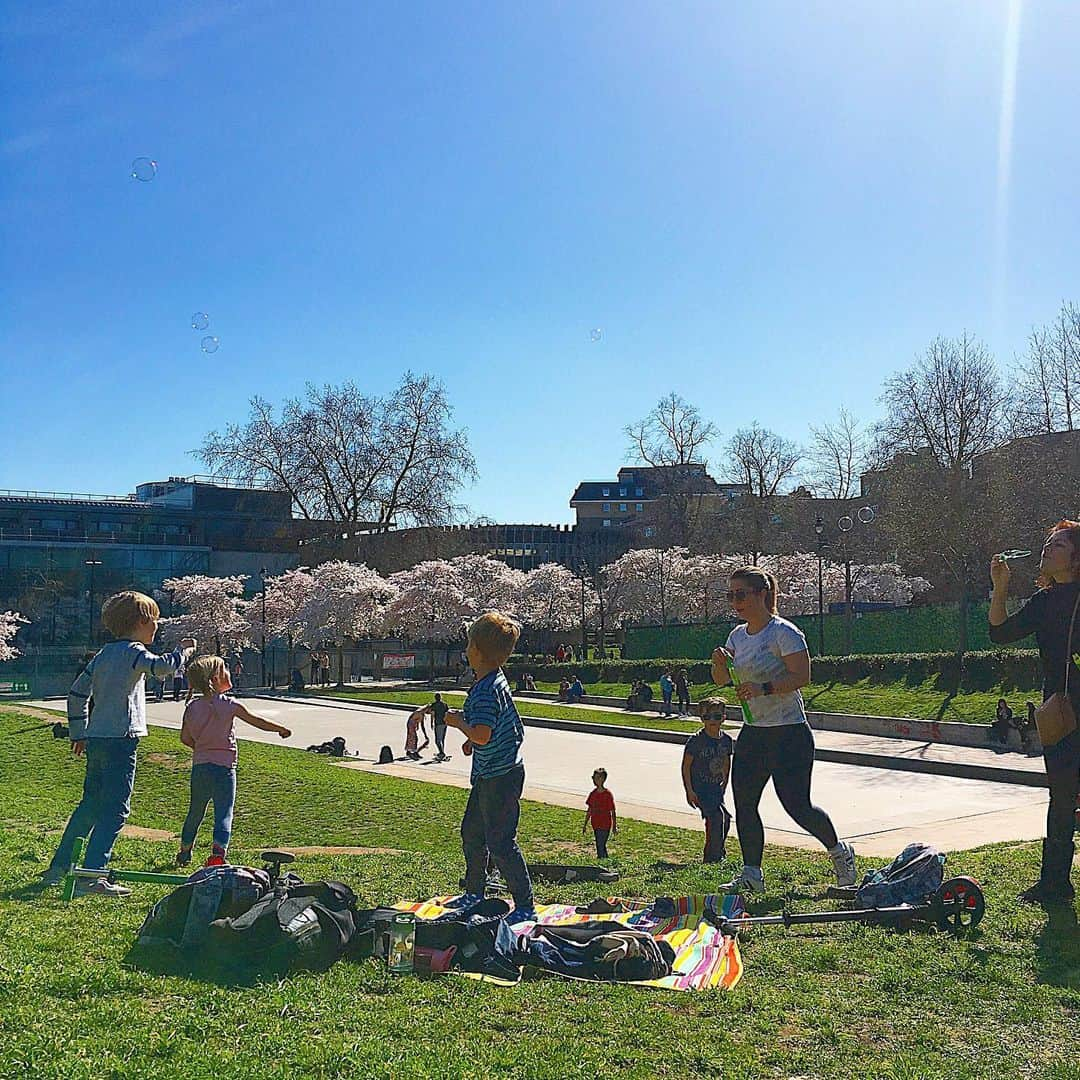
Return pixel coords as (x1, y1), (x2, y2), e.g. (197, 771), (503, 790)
(711, 566), (856, 895)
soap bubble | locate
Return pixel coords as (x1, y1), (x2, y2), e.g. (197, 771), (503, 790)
(837, 515), (854, 533)
(590, 328), (602, 341)
(191, 312), (209, 331)
(857, 505), (876, 524)
(201, 336), (220, 354)
(130, 157), (157, 182)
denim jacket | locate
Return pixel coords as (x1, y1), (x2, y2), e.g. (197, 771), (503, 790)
(68, 640), (194, 740)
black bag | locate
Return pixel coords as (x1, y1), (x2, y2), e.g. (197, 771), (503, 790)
(136, 865), (271, 949)
(377, 745), (394, 764)
(206, 879), (360, 971)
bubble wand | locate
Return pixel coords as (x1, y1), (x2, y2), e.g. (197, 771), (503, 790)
(725, 655), (755, 726)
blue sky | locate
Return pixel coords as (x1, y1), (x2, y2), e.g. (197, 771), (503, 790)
(2, 1), (1077, 523)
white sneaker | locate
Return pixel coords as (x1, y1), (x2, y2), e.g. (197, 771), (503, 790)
(721, 866), (765, 895)
(830, 841), (857, 887)
(75, 876), (132, 897)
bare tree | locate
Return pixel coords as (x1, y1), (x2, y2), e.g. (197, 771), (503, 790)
(723, 423), (801, 560)
(873, 332), (1012, 660)
(808, 408), (865, 499)
(624, 393), (719, 547)
(198, 373), (477, 530)
(1013, 302), (1080, 434)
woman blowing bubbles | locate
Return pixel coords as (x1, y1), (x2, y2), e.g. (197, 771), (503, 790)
(711, 566), (856, 895)
(990, 521), (1080, 905)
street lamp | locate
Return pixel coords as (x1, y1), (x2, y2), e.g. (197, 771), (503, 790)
(579, 561), (589, 659)
(428, 609), (437, 686)
(259, 567), (268, 687)
(814, 515), (826, 656)
(84, 554), (103, 645)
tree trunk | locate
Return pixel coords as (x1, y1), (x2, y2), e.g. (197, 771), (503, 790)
(337, 643), (345, 687)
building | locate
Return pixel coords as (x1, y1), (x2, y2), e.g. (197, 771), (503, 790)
(570, 464), (749, 540)
(0, 476), (321, 646)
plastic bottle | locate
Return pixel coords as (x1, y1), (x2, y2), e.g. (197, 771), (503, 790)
(388, 912), (416, 974)
(725, 655), (755, 726)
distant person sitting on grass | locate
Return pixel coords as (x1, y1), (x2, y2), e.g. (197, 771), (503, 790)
(626, 680), (653, 710)
(582, 767), (617, 858)
(441, 611), (535, 922)
(566, 675), (585, 703)
(42, 591), (196, 895)
(682, 699), (734, 863)
(558, 677), (570, 702)
(176, 655), (291, 868)
(525, 673), (536, 691)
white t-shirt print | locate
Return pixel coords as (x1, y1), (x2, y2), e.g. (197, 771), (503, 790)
(725, 616), (809, 728)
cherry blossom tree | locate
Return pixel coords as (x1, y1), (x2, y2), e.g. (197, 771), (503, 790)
(0, 610), (28, 662)
(520, 563), (596, 633)
(298, 561), (398, 684)
(448, 554), (527, 618)
(243, 566), (317, 682)
(160, 575), (252, 653)
(603, 548), (693, 627)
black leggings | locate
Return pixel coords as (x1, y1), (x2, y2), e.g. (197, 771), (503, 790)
(732, 722), (839, 867)
(1044, 730), (1080, 848)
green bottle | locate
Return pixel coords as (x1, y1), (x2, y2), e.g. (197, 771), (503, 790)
(726, 656), (755, 725)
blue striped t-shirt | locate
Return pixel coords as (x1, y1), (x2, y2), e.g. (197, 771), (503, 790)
(465, 669), (524, 782)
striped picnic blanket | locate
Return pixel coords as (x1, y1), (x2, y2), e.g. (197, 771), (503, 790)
(393, 893), (745, 992)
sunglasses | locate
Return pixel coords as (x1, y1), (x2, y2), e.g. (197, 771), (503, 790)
(725, 587), (762, 602)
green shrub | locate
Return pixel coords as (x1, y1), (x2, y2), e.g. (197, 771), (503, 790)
(507, 648), (1041, 690)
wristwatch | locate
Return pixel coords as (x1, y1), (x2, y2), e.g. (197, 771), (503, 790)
(761, 681), (774, 696)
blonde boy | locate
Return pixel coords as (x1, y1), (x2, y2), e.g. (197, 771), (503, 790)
(427, 611), (534, 919)
(44, 591), (196, 895)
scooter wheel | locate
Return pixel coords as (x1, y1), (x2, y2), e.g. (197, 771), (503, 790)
(933, 876), (985, 933)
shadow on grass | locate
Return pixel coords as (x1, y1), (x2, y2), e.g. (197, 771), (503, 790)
(1035, 904), (1080, 990)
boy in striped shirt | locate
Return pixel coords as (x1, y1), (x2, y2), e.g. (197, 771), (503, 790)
(435, 611), (534, 921)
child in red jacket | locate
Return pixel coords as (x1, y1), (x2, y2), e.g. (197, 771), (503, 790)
(582, 768), (617, 858)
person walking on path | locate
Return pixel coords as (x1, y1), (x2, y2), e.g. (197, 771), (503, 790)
(712, 566), (856, 895)
(309, 651), (319, 686)
(427, 692), (450, 761)
(989, 520), (1080, 905)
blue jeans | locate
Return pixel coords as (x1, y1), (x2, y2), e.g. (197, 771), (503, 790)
(180, 763), (237, 850)
(50, 737), (138, 872)
(461, 764), (533, 908)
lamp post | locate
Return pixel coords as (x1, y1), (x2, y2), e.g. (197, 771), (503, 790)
(428, 609), (437, 686)
(579, 561), (588, 658)
(84, 554), (102, 645)
(259, 567), (268, 687)
(814, 515), (826, 656)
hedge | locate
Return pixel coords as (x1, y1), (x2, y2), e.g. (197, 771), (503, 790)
(506, 648), (1042, 691)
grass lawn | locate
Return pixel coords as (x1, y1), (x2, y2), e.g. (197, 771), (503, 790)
(3, 702), (1079, 1079)
(308, 674), (1027, 730)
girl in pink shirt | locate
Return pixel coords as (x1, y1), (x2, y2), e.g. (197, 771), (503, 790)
(176, 655), (290, 867)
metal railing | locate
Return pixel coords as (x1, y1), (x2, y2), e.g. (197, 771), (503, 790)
(0, 529), (204, 547)
(0, 489), (140, 503)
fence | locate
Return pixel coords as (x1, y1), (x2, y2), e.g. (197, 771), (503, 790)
(622, 601), (997, 660)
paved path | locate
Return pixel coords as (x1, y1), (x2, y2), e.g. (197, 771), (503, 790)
(50, 694), (1042, 858)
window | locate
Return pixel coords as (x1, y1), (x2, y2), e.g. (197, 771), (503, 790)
(602, 519), (611, 528)
(619, 487), (626, 496)
(619, 503), (627, 511)
(635, 487), (643, 496)
(635, 502), (643, 512)
(601, 487), (610, 497)
(602, 502), (610, 512)
(644, 526), (655, 538)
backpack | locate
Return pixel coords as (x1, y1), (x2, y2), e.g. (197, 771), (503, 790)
(205, 879), (360, 972)
(377, 745), (394, 764)
(136, 865), (271, 949)
(856, 843), (945, 909)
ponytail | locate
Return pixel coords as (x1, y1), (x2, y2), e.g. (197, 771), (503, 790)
(731, 566), (779, 614)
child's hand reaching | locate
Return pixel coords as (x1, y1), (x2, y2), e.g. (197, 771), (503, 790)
(462, 740), (473, 756)
(277, 726), (291, 739)
(180, 637), (197, 651)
